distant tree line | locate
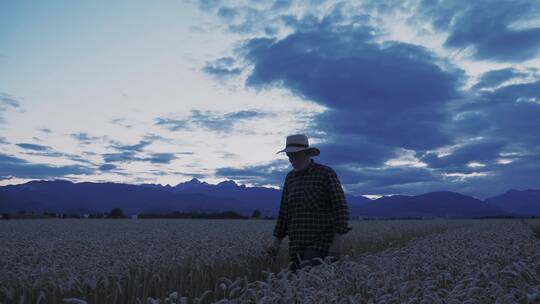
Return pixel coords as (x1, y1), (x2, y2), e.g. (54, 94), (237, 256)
(0, 208), (127, 219)
(139, 210), (247, 219)
(0, 208), (275, 220)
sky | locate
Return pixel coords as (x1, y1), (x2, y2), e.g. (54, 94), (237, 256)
(1, 0), (539, 199)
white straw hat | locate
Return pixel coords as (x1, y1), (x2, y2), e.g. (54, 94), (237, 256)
(276, 134), (320, 156)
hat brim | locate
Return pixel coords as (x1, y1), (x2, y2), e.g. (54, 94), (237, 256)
(276, 147), (320, 156)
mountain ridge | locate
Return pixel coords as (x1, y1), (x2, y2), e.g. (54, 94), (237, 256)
(1, 179), (538, 218)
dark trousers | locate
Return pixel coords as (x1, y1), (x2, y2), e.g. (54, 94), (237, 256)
(289, 248), (331, 272)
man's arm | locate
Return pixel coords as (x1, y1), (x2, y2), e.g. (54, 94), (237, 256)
(273, 178), (289, 240)
(326, 168), (351, 257)
(326, 168), (352, 235)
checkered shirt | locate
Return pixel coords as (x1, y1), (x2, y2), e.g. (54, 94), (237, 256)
(273, 159), (352, 261)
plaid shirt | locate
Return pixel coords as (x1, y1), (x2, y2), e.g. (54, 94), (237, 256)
(273, 159), (352, 261)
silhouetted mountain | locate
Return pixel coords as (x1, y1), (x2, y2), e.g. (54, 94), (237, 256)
(142, 178), (280, 215)
(0, 180), (249, 215)
(485, 189), (540, 216)
(1, 179), (537, 218)
(356, 191), (509, 218)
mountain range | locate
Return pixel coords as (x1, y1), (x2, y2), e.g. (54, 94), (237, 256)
(0, 178), (538, 218)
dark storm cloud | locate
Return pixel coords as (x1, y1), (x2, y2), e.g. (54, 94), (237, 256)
(0, 152), (93, 180)
(338, 165), (440, 189)
(199, 1), (540, 198)
(472, 68), (529, 90)
(242, 20), (464, 153)
(314, 134), (396, 167)
(419, 141), (507, 170)
(417, 0), (540, 62)
(431, 153), (540, 199)
(454, 81), (540, 146)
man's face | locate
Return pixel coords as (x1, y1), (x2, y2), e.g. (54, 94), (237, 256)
(286, 150), (311, 171)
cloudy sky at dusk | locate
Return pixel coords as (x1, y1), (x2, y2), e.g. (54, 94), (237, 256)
(1, 0), (539, 199)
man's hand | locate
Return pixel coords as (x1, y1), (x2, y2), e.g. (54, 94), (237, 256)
(263, 237), (282, 259)
(328, 233), (344, 259)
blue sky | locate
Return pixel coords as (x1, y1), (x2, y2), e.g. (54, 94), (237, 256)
(1, 0), (539, 199)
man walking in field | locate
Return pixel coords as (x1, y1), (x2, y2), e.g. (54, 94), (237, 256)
(266, 134), (352, 271)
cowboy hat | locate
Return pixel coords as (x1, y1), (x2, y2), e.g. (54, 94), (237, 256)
(276, 134), (320, 156)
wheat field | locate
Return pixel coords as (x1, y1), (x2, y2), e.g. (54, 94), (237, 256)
(0, 218), (538, 303)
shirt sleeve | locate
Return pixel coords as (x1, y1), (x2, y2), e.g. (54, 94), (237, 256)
(273, 178), (289, 239)
(326, 168), (352, 235)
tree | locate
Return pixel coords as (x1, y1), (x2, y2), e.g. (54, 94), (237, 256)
(110, 208), (125, 219)
(251, 209), (262, 219)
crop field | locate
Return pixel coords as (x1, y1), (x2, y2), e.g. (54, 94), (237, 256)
(1, 218), (539, 303)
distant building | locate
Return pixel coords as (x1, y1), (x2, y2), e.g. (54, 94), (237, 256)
(82, 214), (90, 219)
(0, 214), (3, 219)
(131, 215), (138, 219)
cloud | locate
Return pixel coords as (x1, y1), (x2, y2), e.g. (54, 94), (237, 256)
(154, 117), (188, 131)
(0, 92), (21, 124)
(217, 6), (239, 21)
(0, 137), (9, 145)
(0, 152), (93, 180)
(109, 118), (133, 128)
(102, 151), (139, 163)
(111, 140), (152, 152)
(15, 142), (98, 165)
(472, 68), (529, 90)
(0, 93), (20, 108)
(203, 57), (242, 78)
(155, 109), (274, 133)
(418, 141), (507, 172)
(314, 135), (396, 167)
(39, 128), (52, 134)
(16, 143), (51, 151)
(198, 0), (540, 198)
(453, 81), (540, 147)
(241, 18), (464, 155)
(338, 165), (440, 190)
(215, 159), (290, 186)
(102, 151), (177, 164)
(198, 0), (223, 12)
(70, 132), (102, 145)
(191, 109), (272, 131)
(98, 163), (117, 171)
(417, 0), (540, 62)
(143, 153), (177, 164)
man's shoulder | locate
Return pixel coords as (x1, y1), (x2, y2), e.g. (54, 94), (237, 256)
(312, 161), (336, 175)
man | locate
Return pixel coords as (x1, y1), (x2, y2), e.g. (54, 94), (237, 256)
(266, 134), (352, 271)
